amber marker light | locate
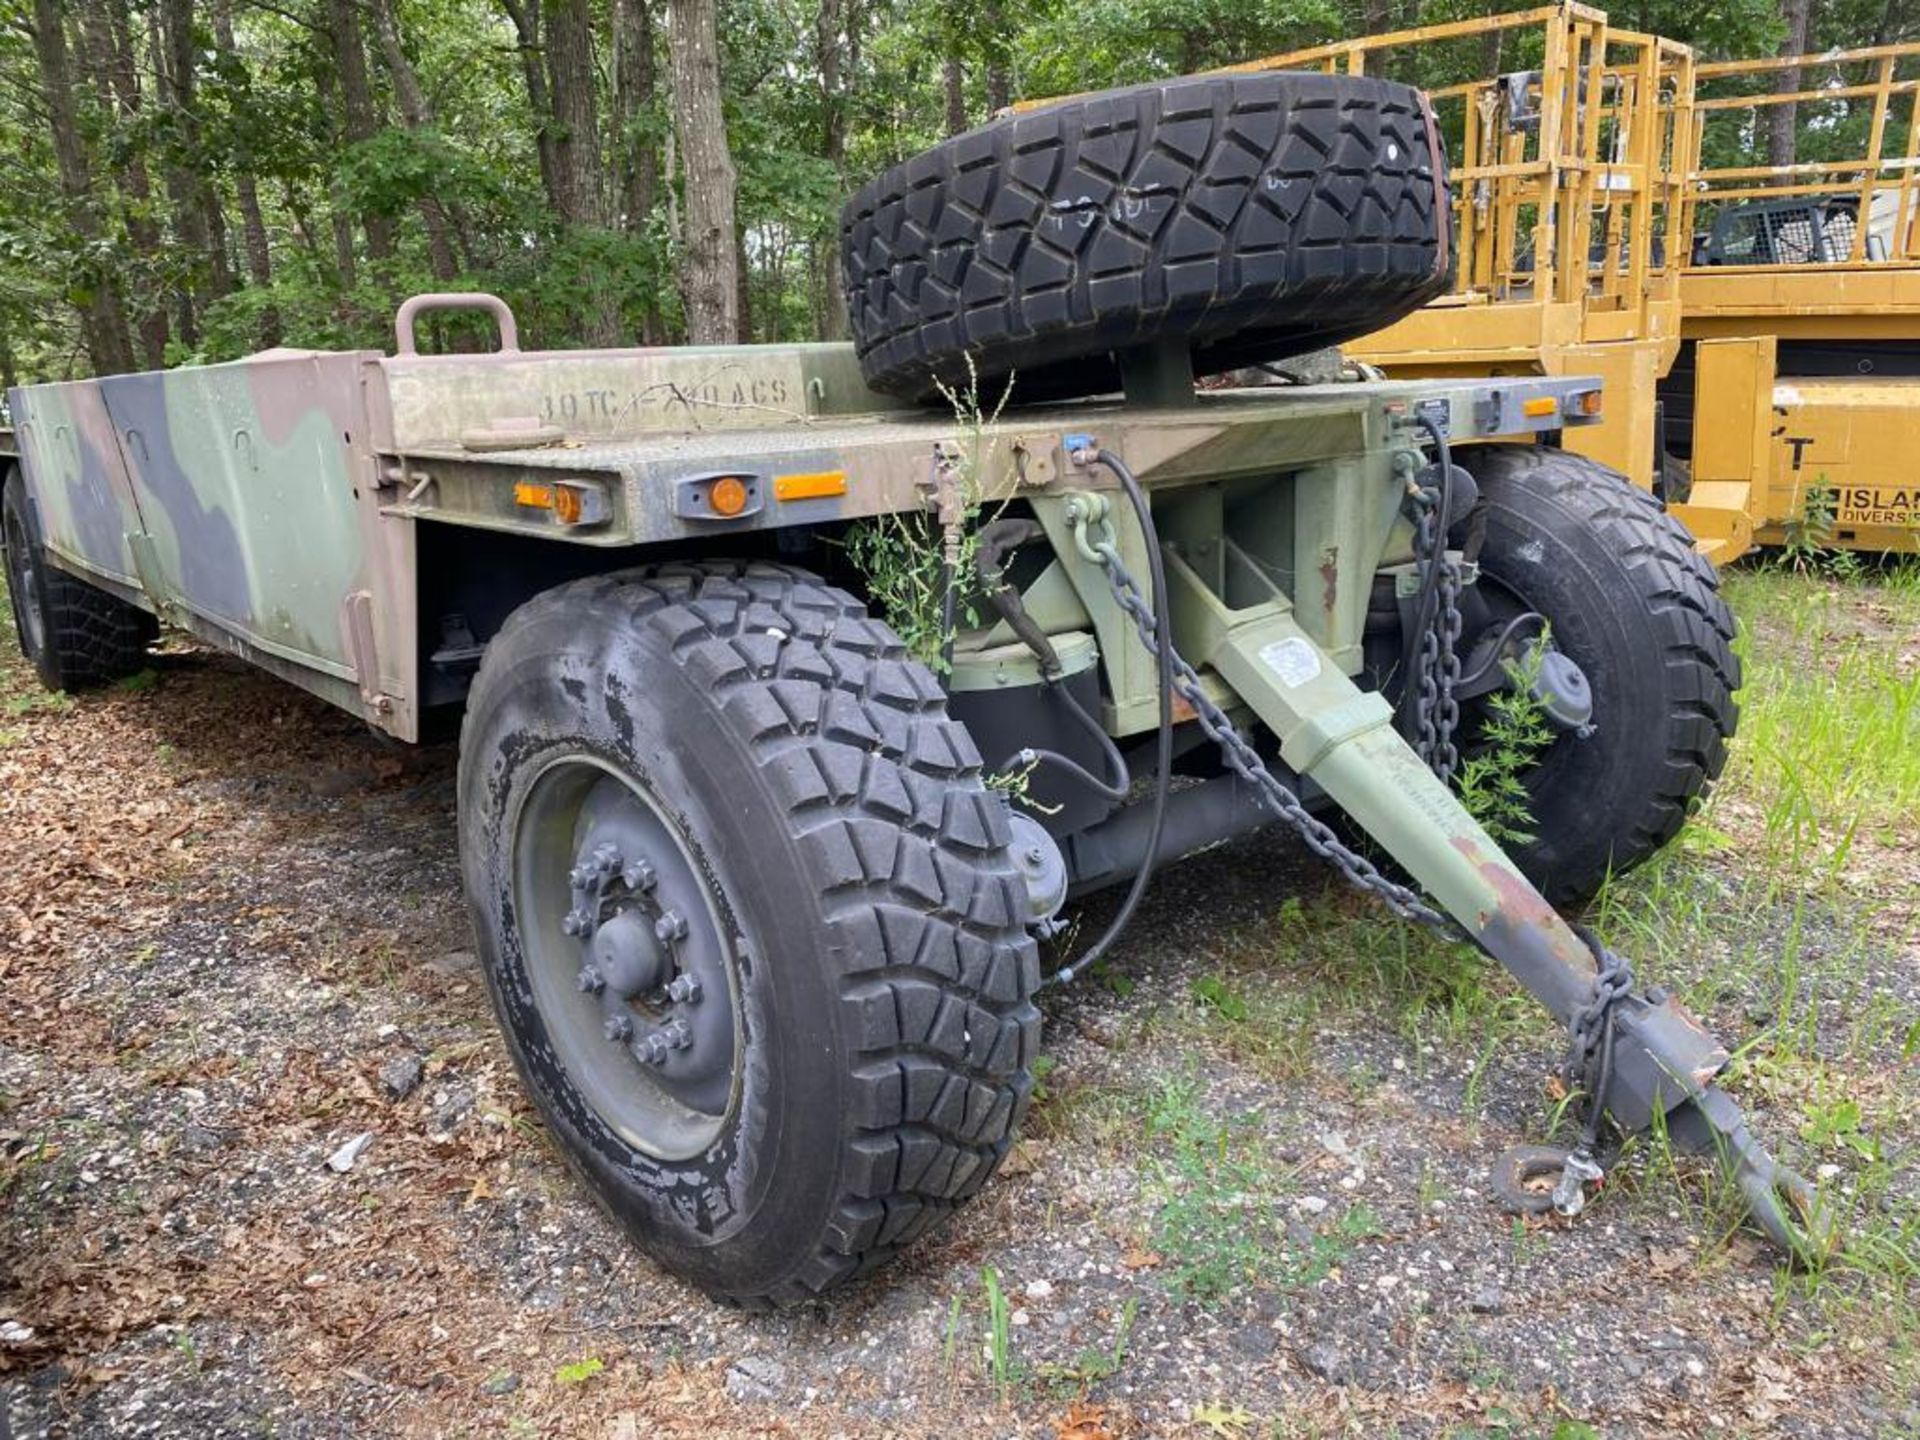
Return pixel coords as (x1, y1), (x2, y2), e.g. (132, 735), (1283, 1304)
(1576, 390), (1604, 416)
(514, 482), (555, 511)
(1522, 396), (1559, 418)
(709, 475), (751, 517)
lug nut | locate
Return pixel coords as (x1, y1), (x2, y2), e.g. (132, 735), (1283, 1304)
(561, 909), (591, 937)
(661, 1017), (693, 1051)
(593, 843), (622, 874)
(634, 1033), (670, 1066)
(665, 974), (703, 1005)
(654, 911), (688, 943)
(576, 965), (605, 994)
(568, 866), (590, 888)
(623, 859), (657, 892)
(603, 1014), (633, 1044)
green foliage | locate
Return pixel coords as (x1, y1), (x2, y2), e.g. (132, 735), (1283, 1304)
(1033, 1296), (1137, 1395)
(1453, 636), (1557, 847)
(1801, 1092), (1880, 1162)
(980, 1264), (1014, 1398)
(1189, 974), (1249, 1022)
(843, 362), (1011, 669)
(1141, 1078), (1281, 1302)
(553, 1355), (604, 1384)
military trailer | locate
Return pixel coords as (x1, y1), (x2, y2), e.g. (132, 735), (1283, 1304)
(2, 71), (1823, 1305)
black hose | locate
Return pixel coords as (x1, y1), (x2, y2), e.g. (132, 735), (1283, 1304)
(1050, 448), (1175, 988)
(1454, 610), (1547, 690)
(972, 516), (1131, 804)
(974, 518), (1061, 678)
(1013, 681), (1133, 805)
(1054, 677), (1129, 792)
(1017, 743), (1130, 803)
(1012, 672), (1134, 802)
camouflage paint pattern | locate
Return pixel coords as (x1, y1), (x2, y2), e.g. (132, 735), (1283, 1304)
(8, 293), (1599, 746)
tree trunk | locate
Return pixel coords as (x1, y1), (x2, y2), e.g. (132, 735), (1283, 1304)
(159, 0), (236, 307)
(736, 224), (754, 344)
(369, 0), (461, 281)
(544, 0), (605, 227)
(614, 0), (664, 339)
(211, 0), (278, 344)
(326, 0), (395, 259)
(1768, 0), (1815, 169)
(501, 0), (560, 211)
(614, 0), (660, 226)
(982, 0), (1009, 115)
(32, 0), (137, 376)
(1, 329), (17, 396)
(81, 0), (170, 366)
(943, 53), (966, 135)
(668, 0), (740, 343)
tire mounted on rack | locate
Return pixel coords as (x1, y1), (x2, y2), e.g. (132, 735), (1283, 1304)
(841, 71), (1451, 404)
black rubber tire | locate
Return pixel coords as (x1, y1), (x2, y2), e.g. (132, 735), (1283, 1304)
(459, 562), (1041, 1306)
(2, 466), (156, 692)
(841, 71), (1449, 403)
(1461, 446), (1740, 905)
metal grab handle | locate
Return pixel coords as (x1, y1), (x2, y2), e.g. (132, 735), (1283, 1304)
(393, 292), (521, 356)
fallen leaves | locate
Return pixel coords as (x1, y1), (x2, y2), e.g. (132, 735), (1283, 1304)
(1054, 1399), (1116, 1440)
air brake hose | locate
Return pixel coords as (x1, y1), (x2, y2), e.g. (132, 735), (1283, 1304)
(975, 517), (1132, 804)
(974, 518), (1062, 676)
(1048, 447), (1175, 988)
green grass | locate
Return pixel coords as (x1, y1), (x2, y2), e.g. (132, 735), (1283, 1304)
(1716, 564), (1920, 886)
(1071, 559), (1920, 1388)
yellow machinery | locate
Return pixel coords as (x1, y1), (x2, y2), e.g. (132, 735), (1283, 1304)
(1238, 5), (1920, 562)
(1675, 43), (1920, 555)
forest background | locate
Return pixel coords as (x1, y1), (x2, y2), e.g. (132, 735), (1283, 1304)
(1, 0), (1910, 385)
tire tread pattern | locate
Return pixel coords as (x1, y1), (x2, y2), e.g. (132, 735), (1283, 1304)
(1473, 448), (1739, 902)
(488, 562), (1039, 1307)
(3, 472), (155, 691)
(842, 71), (1448, 401)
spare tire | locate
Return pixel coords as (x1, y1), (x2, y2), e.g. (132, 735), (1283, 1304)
(841, 71), (1449, 403)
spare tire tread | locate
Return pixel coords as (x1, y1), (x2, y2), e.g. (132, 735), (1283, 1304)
(843, 71), (1449, 402)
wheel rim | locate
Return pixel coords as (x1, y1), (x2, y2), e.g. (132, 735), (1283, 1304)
(3, 504), (47, 661)
(510, 753), (743, 1161)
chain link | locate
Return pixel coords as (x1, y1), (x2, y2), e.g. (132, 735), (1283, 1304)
(1080, 527), (1466, 941)
(1563, 932), (1636, 1099)
(1406, 485), (1463, 783)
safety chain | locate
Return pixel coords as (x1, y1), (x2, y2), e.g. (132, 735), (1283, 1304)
(1537, 929), (1639, 1214)
(1563, 930), (1636, 1103)
(1406, 484), (1464, 783)
(1072, 507), (1466, 941)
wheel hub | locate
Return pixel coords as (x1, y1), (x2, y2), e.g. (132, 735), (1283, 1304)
(512, 758), (742, 1159)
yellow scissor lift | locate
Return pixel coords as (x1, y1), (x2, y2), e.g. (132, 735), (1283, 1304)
(1235, 5), (1920, 563)
(1675, 44), (1920, 556)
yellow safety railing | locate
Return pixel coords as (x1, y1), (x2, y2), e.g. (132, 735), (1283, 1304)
(1682, 42), (1920, 268)
(1216, 4), (1692, 335)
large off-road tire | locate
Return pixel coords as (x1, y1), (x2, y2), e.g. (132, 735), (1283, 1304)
(1462, 446), (1740, 905)
(2, 466), (156, 691)
(459, 562), (1041, 1306)
(841, 71), (1449, 403)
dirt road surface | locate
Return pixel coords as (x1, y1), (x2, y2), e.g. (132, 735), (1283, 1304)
(1, 571), (1915, 1438)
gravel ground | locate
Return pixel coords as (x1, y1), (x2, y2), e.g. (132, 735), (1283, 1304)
(1, 576), (1915, 1439)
